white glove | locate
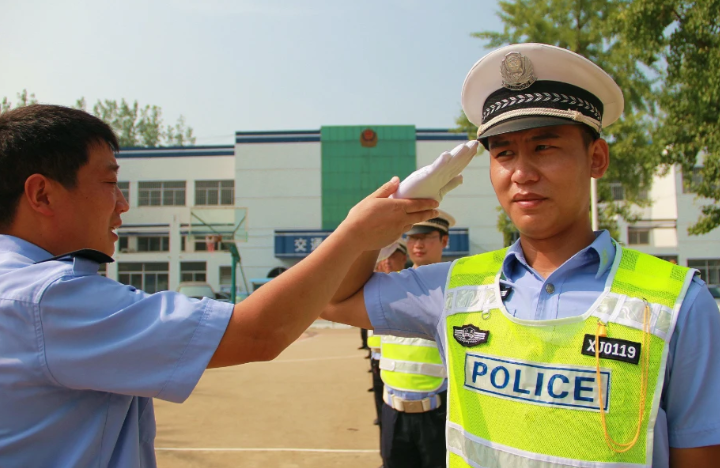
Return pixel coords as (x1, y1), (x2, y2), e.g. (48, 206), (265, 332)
(391, 140), (479, 202)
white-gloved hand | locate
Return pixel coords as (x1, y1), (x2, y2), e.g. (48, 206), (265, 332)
(391, 140), (479, 202)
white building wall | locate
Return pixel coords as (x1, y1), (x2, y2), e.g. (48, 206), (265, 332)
(674, 167), (720, 269)
(113, 155), (236, 292)
(234, 142), (322, 280)
(107, 139), (720, 296)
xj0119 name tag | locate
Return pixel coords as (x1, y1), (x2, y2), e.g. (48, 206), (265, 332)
(581, 335), (641, 365)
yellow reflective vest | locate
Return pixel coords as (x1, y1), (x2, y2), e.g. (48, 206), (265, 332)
(380, 335), (446, 393)
(367, 330), (382, 353)
(442, 246), (695, 467)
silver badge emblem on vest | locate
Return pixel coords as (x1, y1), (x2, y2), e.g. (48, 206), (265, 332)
(500, 52), (537, 91)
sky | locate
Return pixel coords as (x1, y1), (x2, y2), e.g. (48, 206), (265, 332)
(1, 0), (503, 145)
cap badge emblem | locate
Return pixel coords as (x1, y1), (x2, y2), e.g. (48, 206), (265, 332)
(500, 52), (537, 91)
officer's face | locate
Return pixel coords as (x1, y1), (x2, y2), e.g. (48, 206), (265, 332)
(488, 125), (608, 241)
(54, 142), (129, 256)
(407, 231), (448, 267)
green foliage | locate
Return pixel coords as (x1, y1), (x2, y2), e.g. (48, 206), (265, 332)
(496, 206), (519, 247)
(622, 0), (720, 234)
(459, 0), (662, 238)
(1, 91), (195, 148)
(1, 89), (38, 112)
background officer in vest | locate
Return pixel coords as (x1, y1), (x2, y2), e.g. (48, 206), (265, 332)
(323, 43), (720, 467)
(378, 212), (454, 468)
(370, 239), (409, 432)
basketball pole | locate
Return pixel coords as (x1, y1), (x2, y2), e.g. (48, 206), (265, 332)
(190, 211), (250, 303)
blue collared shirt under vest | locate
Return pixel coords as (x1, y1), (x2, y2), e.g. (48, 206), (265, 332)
(0, 235), (234, 467)
(365, 230), (720, 468)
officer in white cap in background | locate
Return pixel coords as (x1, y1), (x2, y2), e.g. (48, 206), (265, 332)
(324, 43), (720, 468)
(377, 212), (455, 468)
(405, 210), (455, 268)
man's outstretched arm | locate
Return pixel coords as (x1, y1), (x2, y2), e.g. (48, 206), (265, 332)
(208, 178), (437, 367)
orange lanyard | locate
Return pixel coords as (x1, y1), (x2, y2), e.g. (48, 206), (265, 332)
(594, 299), (651, 453)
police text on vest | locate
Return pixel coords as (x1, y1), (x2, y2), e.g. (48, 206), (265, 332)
(464, 353), (611, 412)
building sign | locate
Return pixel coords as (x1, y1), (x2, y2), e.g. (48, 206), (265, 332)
(275, 228), (470, 258)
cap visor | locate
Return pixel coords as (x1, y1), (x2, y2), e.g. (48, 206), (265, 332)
(478, 116), (584, 141)
(407, 225), (446, 236)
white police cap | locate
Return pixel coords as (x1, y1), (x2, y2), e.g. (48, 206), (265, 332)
(462, 43), (624, 142)
(407, 209), (456, 236)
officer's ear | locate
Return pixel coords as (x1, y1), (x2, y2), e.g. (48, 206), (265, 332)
(589, 138), (610, 180)
(23, 174), (58, 217)
(441, 234), (450, 248)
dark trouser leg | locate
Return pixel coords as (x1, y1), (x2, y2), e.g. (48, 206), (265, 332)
(360, 328), (368, 349)
(371, 359), (383, 422)
(414, 391), (447, 468)
(371, 359), (384, 450)
(381, 403), (421, 468)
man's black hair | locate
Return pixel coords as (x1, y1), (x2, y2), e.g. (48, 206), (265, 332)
(0, 105), (119, 229)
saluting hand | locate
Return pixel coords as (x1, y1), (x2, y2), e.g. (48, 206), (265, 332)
(338, 177), (439, 251)
(392, 140), (479, 202)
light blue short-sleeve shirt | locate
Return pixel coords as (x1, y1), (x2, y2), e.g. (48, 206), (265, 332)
(0, 235), (234, 467)
(365, 231), (720, 467)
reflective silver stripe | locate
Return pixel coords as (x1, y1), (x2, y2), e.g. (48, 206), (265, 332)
(381, 336), (439, 348)
(446, 423), (643, 468)
(379, 358), (447, 378)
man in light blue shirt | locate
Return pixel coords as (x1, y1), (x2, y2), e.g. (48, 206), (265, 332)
(323, 43), (720, 467)
(0, 105), (439, 467)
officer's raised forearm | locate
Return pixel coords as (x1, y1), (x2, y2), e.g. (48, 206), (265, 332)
(208, 178), (437, 368)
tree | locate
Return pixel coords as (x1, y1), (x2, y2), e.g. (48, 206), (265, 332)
(622, 0), (720, 234)
(458, 0), (658, 235)
(1, 89), (38, 113)
(1, 92), (195, 147)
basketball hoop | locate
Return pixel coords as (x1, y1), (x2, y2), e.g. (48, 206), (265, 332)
(205, 235), (221, 252)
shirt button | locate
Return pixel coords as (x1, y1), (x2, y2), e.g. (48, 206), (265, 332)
(545, 283), (555, 294)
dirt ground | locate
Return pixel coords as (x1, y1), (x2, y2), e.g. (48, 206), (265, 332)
(154, 327), (382, 468)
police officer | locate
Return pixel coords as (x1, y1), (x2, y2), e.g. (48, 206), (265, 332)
(370, 239), (409, 430)
(379, 213), (454, 468)
(0, 105), (440, 466)
(323, 43), (720, 467)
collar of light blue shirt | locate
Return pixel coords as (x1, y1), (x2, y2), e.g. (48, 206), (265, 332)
(0, 235), (53, 263)
(501, 230), (615, 281)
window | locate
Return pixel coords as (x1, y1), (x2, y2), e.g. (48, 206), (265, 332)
(181, 262), (206, 282)
(609, 182), (648, 201)
(656, 255), (679, 265)
(118, 181), (130, 203)
(195, 180), (234, 205)
(137, 236), (170, 252)
(688, 259), (720, 286)
(609, 182), (625, 201)
(118, 235), (129, 252)
(138, 181), (186, 206)
(627, 227), (650, 245)
(98, 264), (107, 277)
(219, 266), (232, 285)
(682, 167), (704, 194)
(118, 262), (169, 294)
